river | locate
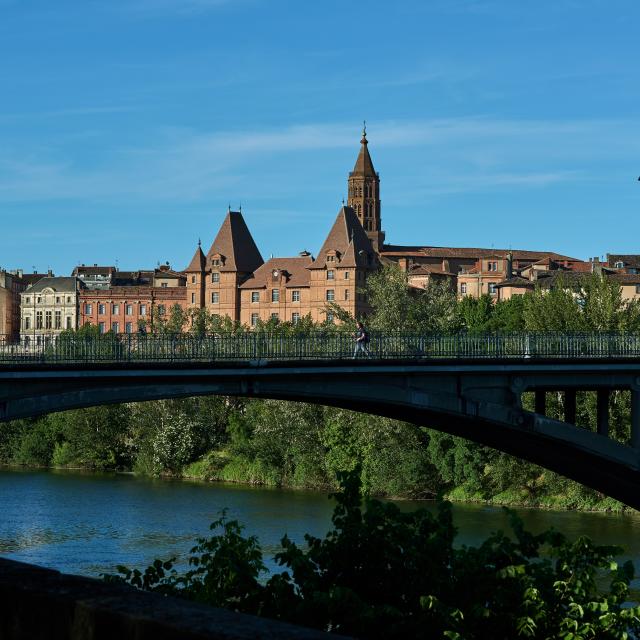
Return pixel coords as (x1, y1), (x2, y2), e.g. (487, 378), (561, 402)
(2, 469), (640, 585)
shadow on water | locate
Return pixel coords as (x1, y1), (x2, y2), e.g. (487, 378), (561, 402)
(2, 468), (640, 585)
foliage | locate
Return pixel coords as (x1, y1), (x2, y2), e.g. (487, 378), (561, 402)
(107, 471), (640, 639)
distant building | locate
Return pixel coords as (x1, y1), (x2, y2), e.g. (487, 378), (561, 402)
(20, 277), (80, 344)
(72, 265), (116, 290)
(0, 269), (30, 339)
(78, 265), (187, 333)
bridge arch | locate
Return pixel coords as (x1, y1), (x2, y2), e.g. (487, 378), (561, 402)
(2, 359), (640, 509)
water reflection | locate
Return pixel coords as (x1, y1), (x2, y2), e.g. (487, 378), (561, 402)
(1, 469), (639, 580)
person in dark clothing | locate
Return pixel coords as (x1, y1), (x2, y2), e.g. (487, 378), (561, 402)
(353, 321), (371, 358)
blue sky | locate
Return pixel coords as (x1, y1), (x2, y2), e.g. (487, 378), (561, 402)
(1, 0), (638, 274)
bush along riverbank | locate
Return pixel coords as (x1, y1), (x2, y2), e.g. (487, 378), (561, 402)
(0, 394), (630, 512)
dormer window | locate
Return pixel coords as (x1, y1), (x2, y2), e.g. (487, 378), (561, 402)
(615, 261), (624, 269)
(326, 255), (335, 262)
(212, 259), (220, 267)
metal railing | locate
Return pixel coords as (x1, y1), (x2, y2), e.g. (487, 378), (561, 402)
(1, 332), (640, 365)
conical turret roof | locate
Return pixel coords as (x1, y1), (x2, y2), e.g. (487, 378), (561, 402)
(310, 206), (376, 269)
(184, 243), (206, 272)
(205, 210), (264, 273)
(350, 126), (376, 176)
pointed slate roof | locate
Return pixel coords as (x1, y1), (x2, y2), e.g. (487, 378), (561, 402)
(184, 244), (206, 273)
(205, 211), (264, 273)
(309, 206), (376, 270)
(350, 127), (376, 176)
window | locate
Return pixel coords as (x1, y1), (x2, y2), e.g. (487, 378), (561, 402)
(125, 322), (133, 334)
(98, 304), (106, 315)
(251, 292), (260, 303)
(615, 261), (624, 269)
(344, 271), (350, 279)
(66, 317), (72, 330)
(271, 313), (279, 322)
(345, 290), (350, 301)
(488, 283), (497, 296)
(460, 283), (467, 295)
(37, 297), (41, 304)
(292, 312), (300, 324)
(36, 312), (43, 329)
(212, 258), (220, 266)
(326, 289), (335, 301)
(271, 289), (280, 303)
(111, 322), (120, 333)
(24, 316), (31, 330)
(112, 303), (120, 315)
(140, 304), (147, 316)
(487, 261), (498, 272)
(291, 290), (300, 302)
(636, 284), (640, 294)
(212, 272), (220, 283)
(191, 293), (196, 304)
(161, 282), (168, 288)
(67, 296), (72, 303)
(327, 270), (335, 280)
(191, 275), (196, 283)
(126, 304), (133, 315)
(251, 313), (259, 327)
(25, 297), (30, 304)
(55, 296), (60, 304)
(326, 311), (334, 323)
(326, 255), (335, 262)
(157, 305), (166, 316)
(98, 322), (106, 334)
(212, 292), (219, 303)
(45, 311), (52, 329)
(84, 303), (92, 315)
(54, 311), (61, 330)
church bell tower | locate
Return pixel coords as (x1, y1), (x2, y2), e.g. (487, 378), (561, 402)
(347, 124), (384, 251)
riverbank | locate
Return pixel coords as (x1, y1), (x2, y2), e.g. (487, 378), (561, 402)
(1, 396), (633, 513)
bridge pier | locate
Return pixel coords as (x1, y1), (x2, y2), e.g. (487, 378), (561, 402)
(535, 389), (546, 416)
(632, 388), (640, 449)
(564, 389), (577, 425)
(597, 389), (610, 437)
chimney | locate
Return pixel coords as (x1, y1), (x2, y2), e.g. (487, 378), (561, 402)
(442, 259), (450, 273)
(47, 269), (53, 277)
(506, 252), (513, 279)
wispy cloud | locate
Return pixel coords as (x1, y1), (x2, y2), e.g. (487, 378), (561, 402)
(0, 117), (636, 205)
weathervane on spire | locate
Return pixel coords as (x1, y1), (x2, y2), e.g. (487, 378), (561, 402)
(361, 120), (367, 144)
(198, 238), (201, 248)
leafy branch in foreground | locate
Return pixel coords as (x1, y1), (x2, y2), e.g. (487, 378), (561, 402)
(107, 469), (640, 638)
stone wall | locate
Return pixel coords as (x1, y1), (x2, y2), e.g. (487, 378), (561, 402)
(0, 558), (345, 640)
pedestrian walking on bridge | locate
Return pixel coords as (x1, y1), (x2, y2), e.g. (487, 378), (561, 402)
(353, 321), (371, 359)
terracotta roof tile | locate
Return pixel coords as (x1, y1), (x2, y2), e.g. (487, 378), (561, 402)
(349, 130), (376, 176)
(381, 245), (580, 262)
(239, 256), (313, 289)
(310, 206), (377, 270)
(184, 245), (206, 272)
(205, 211), (263, 273)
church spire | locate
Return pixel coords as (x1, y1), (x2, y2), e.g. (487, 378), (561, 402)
(347, 125), (384, 251)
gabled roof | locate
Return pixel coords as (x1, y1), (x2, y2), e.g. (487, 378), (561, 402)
(205, 211), (263, 273)
(184, 245), (207, 273)
(239, 256), (313, 289)
(349, 129), (376, 177)
(72, 265), (116, 277)
(309, 206), (376, 270)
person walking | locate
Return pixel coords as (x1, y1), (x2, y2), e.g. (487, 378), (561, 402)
(353, 321), (371, 358)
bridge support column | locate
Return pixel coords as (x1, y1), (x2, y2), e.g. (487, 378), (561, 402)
(632, 388), (640, 449)
(597, 389), (609, 437)
(535, 390), (546, 416)
(564, 389), (577, 425)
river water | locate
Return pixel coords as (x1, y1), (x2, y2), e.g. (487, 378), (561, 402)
(2, 469), (640, 583)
